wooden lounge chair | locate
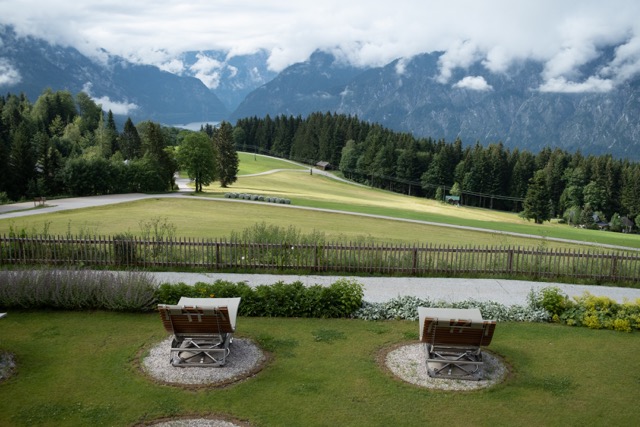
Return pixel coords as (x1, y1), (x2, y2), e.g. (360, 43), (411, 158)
(418, 307), (496, 380)
(158, 297), (240, 367)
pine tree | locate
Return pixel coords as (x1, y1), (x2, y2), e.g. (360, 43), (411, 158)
(214, 121), (239, 188)
(119, 118), (141, 160)
(522, 170), (551, 224)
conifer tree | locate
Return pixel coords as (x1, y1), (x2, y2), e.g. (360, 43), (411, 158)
(213, 121), (239, 188)
(522, 170), (551, 224)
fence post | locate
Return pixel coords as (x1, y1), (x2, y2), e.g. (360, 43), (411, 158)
(507, 248), (514, 274)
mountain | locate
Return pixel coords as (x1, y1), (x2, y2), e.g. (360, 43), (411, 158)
(230, 51), (640, 160)
(178, 50), (277, 112)
(230, 51), (365, 120)
(0, 26), (228, 125)
(3, 23), (640, 160)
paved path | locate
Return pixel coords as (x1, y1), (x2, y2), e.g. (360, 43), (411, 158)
(143, 272), (640, 306)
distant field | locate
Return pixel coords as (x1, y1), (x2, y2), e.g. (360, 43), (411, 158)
(237, 152), (307, 175)
(1, 152), (639, 250)
(0, 198), (564, 247)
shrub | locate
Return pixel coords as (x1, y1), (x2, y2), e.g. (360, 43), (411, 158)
(354, 295), (550, 322)
(612, 318), (632, 332)
(528, 286), (570, 317)
(155, 279), (363, 318)
(536, 289), (640, 332)
(0, 269), (157, 311)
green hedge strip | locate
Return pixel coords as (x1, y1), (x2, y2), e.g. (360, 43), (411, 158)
(1, 270), (639, 331)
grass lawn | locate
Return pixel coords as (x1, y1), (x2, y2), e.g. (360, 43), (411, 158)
(1, 312), (639, 426)
(0, 197), (599, 250)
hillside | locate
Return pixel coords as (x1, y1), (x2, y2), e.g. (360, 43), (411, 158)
(0, 26), (228, 125)
(3, 24), (640, 160)
(231, 51), (640, 160)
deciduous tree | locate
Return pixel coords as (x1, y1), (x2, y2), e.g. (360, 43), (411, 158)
(176, 132), (216, 192)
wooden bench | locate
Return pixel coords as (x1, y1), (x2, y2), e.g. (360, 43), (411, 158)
(418, 307), (496, 380)
(33, 196), (46, 207)
(158, 297), (240, 367)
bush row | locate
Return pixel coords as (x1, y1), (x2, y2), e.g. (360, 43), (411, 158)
(0, 269), (157, 311)
(156, 279), (363, 318)
(225, 192), (291, 204)
(355, 287), (640, 332)
(0, 270), (362, 318)
(355, 295), (550, 323)
(1, 270), (638, 332)
(529, 286), (640, 332)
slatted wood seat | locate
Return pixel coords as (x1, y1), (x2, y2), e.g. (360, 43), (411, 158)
(418, 307), (496, 380)
(158, 297), (240, 367)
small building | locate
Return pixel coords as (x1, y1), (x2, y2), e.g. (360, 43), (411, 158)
(593, 213), (609, 230)
(315, 161), (332, 171)
(445, 195), (460, 206)
(621, 216), (635, 233)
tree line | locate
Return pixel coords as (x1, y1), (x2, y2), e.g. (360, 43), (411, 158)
(3, 89), (639, 232)
(233, 112), (640, 231)
(0, 89), (238, 201)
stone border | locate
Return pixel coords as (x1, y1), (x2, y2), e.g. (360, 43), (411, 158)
(379, 342), (510, 391)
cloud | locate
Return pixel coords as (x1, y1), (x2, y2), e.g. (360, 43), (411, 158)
(0, 58), (21, 86)
(538, 76), (614, 93)
(2, 1), (640, 93)
(158, 58), (185, 74)
(395, 58), (410, 76)
(453, 76), (492, 91)
(189, 54), (224, 89)
(82, 82), (138, 115)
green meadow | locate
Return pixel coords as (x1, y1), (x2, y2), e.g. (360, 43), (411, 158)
(2, 153), (639, 251)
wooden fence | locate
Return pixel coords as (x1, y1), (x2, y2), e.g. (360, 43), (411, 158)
(1, 235), (639, 283)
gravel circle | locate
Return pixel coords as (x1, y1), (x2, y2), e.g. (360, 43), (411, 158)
(0, 351), (16, 382)
(142, 337), (267, 387)
(146, 418), (248, 427)
(384, 343), (508, 391)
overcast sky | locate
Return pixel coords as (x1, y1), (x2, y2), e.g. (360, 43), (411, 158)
(2, 0), (640, 93)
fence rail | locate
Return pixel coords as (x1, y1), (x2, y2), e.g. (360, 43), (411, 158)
(1, 235), (639, 283)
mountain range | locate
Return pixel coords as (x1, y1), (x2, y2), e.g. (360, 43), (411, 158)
(2, 25), (640, 160)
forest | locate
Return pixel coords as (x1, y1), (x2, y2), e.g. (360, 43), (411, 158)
(0, 90), (178, 199)
(233, 113), (640, 230)
(0, 89), (236, 202)
(2, 90), (640, 232)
